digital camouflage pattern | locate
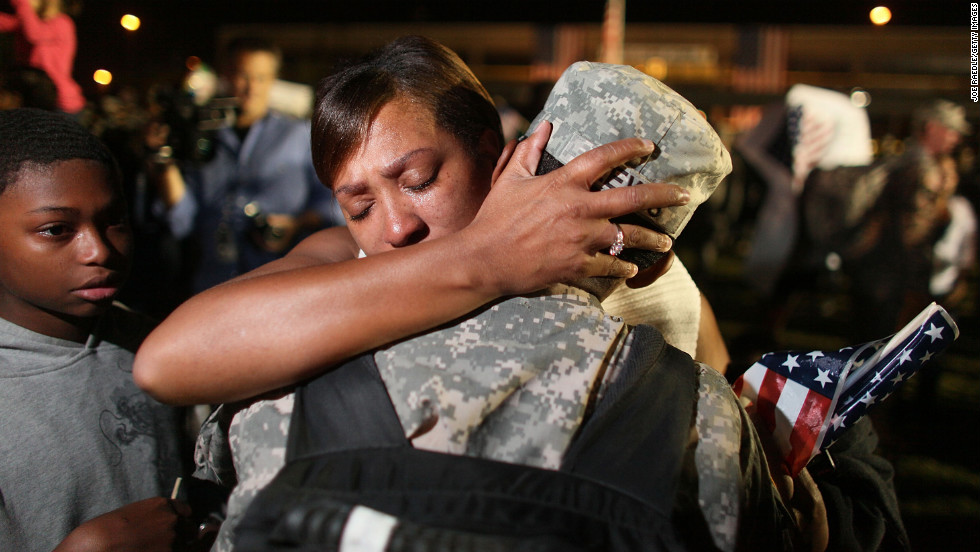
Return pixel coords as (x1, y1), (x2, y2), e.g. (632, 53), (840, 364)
(528, 61), (732, 238)
(375, 284), (627, 469)
(195, 394), (295, 552)
(194, 289), (756, 552)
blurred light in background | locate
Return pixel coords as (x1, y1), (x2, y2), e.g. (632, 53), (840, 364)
(93, 69), (113, 85)
(185, 56), (203, 71)
(869, 6), (892, 26)
(642, 57), (668, 80)
(850, 88), (872, 108)
(120, 14), (141, 31)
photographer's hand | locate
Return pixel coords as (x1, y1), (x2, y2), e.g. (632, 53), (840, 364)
(143, 121), (187, 207)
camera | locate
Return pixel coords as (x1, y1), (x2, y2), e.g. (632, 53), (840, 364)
(153, 86), (237, 165)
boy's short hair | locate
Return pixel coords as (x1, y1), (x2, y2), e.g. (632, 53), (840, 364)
(0, 108), (120, 195)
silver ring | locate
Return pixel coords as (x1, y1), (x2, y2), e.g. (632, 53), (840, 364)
(609, 224), (625, 256)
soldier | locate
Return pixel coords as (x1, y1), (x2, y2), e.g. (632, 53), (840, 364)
(847, 99), (972, 340)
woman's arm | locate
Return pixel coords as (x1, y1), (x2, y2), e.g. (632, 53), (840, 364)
(695, 293), (730, 374)
(134, 129), (689, 405)
(0, 13), (20, 31)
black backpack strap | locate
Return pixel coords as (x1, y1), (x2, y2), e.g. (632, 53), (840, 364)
(562, 324), (697, 516)
(286, 352), (408, 462)
(237, 447), (684, 552)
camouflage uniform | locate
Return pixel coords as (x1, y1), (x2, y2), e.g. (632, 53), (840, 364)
(196, 287), (773, 552)
(528, 61), (731, 240)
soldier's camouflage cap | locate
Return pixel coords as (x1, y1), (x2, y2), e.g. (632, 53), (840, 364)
(913, 99), (972, 135)
(529, 61), (732, 239)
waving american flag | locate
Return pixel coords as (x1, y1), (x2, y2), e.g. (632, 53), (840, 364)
(733, 302), (960, 476)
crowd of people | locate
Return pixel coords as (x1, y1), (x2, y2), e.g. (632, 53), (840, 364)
(0, 7), (975, 551)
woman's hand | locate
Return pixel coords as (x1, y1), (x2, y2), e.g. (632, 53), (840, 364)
(471, 121), (688, 296)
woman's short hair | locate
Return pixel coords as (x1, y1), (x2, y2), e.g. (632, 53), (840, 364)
(311, 36), (503, 188)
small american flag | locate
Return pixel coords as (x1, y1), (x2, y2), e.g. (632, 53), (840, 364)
(786, 104), (835, 192)
(733, 302), (960, 476)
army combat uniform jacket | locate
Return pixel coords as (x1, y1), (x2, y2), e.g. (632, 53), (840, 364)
(195, 286), (793, 551)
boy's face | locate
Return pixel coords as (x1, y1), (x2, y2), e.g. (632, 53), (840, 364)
(0, 159), (132, 340)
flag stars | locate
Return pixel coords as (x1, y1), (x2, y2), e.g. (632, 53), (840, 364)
(814, 368), (833, 388)
(925, 323), (944, 343)
(897, 349), (912, 365)
(807, 351), (824, 362)
(920, 350), (934, 362)
(782, 354), (800, 372)
(831, 413), (846, 429)
(891, 371), (906, 385)
(859, 393), (877, 406)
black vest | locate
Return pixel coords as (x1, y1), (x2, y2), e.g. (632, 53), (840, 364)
(235, 324), (706, 552)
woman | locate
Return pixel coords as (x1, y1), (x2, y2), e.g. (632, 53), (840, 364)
(133, 36), (693, 406)
(0, 0), (85, 114)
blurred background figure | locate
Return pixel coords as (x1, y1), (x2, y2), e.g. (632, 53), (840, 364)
(0, 64), (57, 110)
(149, 36), (345, 295)
(0, 0), (84, 115)
(735, 84), (875, 334)
(847, 99), (972, 341)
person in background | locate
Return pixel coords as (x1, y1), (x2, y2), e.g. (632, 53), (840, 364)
(150, 36), (345, 293)
(0, 64), (58, 111)
(847, 99), (971, 341)
(0, 108), (192, 552)
(0, 0), (85, 115)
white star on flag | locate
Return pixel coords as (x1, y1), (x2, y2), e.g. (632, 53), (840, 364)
(782, 354), (800, 372)
(831, 413), (846, 429)
(814, 369), (833, 388)
(925, 323), (944, 342)
(807, 351), (825, 362)
(898, 349), (912, 364)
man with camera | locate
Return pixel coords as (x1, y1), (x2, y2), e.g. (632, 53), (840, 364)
(151, 37), (345, 294)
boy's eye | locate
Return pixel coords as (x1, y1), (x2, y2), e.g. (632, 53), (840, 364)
(106, 211), (131, 228)
(39, 224), (71, 238)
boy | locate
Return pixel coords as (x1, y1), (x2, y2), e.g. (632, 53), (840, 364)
(0, 108), (189, 551)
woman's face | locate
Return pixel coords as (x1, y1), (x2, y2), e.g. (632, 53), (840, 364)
(330, 97), (494, 256)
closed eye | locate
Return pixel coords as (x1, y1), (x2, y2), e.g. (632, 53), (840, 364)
(407, 176), (435, 193)
(347, 202), (373, 222)
(349, 208), (369, 222)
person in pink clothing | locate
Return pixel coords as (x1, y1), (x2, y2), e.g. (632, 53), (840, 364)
(0, 0), (85, 114)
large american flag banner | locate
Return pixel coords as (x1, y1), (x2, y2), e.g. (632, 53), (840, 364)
(733, 302), (960, 476)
